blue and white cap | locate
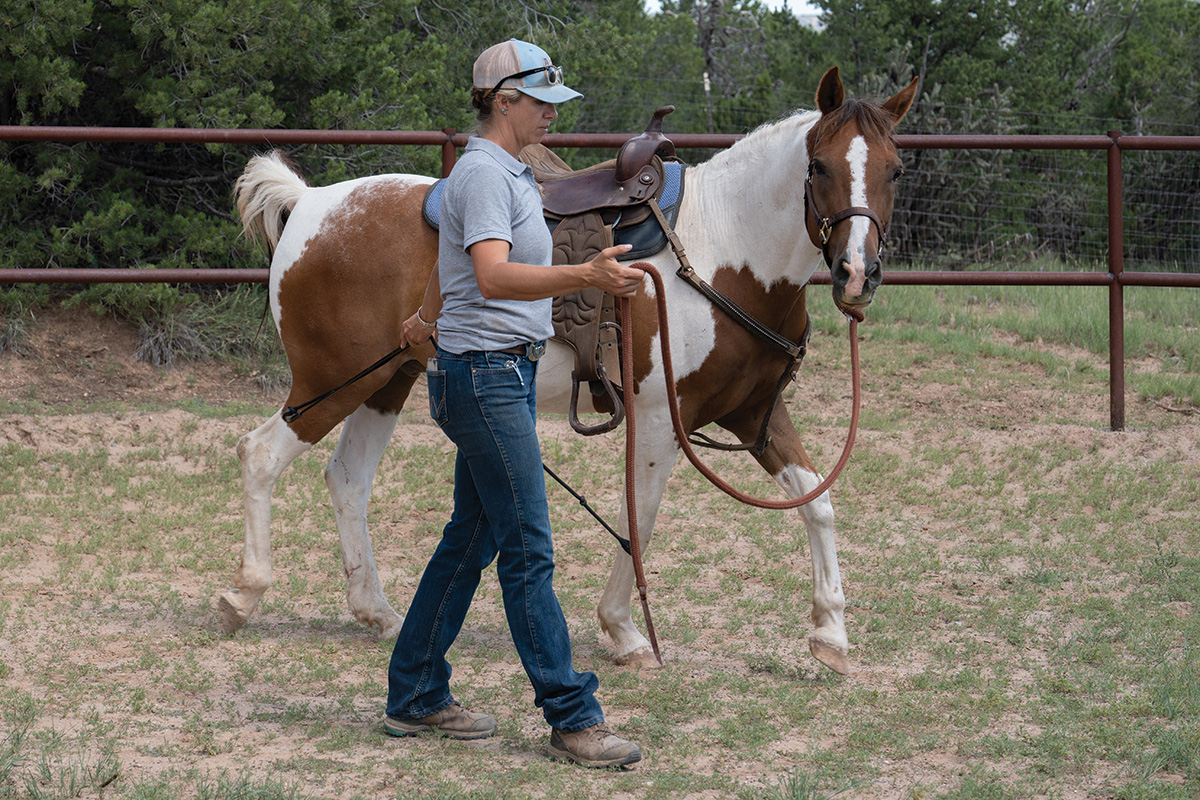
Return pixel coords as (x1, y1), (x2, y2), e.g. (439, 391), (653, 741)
(473, 39), (583, 104)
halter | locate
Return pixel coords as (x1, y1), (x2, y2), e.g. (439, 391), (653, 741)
(802, 162), (889, 260)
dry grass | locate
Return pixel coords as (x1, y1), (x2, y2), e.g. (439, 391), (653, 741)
(1, 293), (1198, 799)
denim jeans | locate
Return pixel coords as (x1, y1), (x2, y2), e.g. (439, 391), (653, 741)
(386, 348), (604, 732)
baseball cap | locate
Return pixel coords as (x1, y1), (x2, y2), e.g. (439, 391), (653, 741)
(473, 39), (583, 104)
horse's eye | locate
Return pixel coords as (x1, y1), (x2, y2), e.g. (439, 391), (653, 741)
(810, 160), (828, 178)
(891, 166), (905, 182)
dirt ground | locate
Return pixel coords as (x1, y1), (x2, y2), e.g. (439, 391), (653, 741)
(5, 303), (1193, 426)
(0, 305), (282, 408)
(2, 305), (1197, 798)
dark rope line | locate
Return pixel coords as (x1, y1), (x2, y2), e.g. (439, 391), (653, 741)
(543, 463), (631, 556)
(281, 343), (409, 423)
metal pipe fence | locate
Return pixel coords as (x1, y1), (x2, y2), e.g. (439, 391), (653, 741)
(2, 125), (1199, 430)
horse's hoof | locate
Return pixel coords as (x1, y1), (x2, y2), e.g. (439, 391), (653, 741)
(808, 635), (850, 675)
(377, 616), (404, 641)
(614, 646), (663, 669)
(217, 591), (252, 634)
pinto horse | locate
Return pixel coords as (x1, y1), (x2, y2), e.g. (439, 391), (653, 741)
(222, 67), (916, 675)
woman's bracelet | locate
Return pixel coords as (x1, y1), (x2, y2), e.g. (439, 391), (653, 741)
(415, 307), (437, 329)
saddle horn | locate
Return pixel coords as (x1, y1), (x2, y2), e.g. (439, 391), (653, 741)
(615, 106), (677, 183)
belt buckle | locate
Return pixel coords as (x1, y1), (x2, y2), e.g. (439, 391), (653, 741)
(526, 340), (546, 361)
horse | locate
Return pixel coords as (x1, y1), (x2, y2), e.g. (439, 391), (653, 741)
(222, 66), (917, 675)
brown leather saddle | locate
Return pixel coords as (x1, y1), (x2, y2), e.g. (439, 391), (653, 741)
(524, 106), (679, 435)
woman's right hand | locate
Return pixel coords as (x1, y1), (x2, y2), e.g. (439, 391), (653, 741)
(588, 244), (645, 297)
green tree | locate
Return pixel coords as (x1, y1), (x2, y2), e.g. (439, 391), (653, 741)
(1101, 0), (1200, 133)
(0, 0), (651, 282)
(2, 0), (1196, 333)
(816, 0), (1017, 104)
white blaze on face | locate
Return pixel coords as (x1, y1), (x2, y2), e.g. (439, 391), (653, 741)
(844, 135), (871, 299)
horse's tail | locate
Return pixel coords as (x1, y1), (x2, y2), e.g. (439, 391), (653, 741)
(234, 149), (309, 254)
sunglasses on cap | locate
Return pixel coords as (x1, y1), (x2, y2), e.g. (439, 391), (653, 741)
(489, 64), (564, 98)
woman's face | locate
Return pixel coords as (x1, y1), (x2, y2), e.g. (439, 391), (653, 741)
(502, 94), (558, 150)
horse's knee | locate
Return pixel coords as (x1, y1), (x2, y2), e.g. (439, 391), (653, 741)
(238, 429), (277, 491)
(237, 427), (273, 471)
(800, 494), (836, 533)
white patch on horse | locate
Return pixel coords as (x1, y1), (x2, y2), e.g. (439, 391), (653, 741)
(843, 135), (872, 299)
(683, 110), (823, 292)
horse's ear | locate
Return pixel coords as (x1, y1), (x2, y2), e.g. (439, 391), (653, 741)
(882, 76), (919, 125)
(816, 66), (844, 114)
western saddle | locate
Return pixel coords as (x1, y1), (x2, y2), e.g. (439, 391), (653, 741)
(526, 106), (680, 435)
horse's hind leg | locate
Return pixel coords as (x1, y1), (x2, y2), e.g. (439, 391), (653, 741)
(219, 412), (312, 633)
(323, 404), (404, 638)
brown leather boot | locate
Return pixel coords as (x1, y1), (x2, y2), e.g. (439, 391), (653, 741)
(548, 723), (642, 768)
(384, 702), (497, 740)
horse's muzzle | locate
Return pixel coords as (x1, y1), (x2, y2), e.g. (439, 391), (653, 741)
(830, 251), (882, 308)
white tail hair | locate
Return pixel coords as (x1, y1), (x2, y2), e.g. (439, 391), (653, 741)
(234, 150), (309, 252)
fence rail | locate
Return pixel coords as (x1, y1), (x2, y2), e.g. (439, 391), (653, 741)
(3, 125), (1200, 430)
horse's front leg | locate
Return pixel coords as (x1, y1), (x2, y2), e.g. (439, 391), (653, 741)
(597, 429), (678, 668)
(756, 419), (850, 675)
(219, 412), (311, 633)
(323, 404), (404, 638)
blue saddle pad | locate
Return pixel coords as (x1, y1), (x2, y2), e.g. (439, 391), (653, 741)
(422, 162), (686, 262)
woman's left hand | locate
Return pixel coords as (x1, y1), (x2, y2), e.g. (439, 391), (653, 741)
(587, 244), (644, 297)
(400, 312), (435, 349)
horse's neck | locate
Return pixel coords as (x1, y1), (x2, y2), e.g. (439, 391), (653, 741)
(682, 110), (822, 289)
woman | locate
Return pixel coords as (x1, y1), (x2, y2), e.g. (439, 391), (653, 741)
(384, 39), (645, 769)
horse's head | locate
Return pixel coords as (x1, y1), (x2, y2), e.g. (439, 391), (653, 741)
(805, 67), (918, 315)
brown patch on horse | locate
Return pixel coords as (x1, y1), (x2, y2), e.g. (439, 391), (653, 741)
(627, 283), (661, 395)
(673, 263), (811, 450)
(279, 179), (437, 443)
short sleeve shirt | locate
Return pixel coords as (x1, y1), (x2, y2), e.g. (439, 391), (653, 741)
(435, 137), (554, 355)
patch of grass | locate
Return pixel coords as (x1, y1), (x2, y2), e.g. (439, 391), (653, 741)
(2, 284), (1198, 799)
(749, 768), (863, 800)
(838, 281), (1200, 407)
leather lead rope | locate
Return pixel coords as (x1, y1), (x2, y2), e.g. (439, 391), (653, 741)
(629, 262), (863, 511)
(617, 294), (662, 665)
(613, 264), (861, 665)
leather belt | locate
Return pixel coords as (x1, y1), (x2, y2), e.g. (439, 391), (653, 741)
(497, 340), (546, 361)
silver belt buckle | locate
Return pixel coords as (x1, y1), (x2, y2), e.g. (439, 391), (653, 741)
(526, 340), (546, 361)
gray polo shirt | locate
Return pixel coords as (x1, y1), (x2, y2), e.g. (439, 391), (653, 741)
(435, 137), (554, 355)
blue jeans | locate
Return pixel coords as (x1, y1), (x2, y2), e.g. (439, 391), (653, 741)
(386, 348), (604, 732)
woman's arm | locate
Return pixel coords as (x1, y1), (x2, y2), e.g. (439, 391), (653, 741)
(399, 264), (442, 348)
(471, 239), (645, 301)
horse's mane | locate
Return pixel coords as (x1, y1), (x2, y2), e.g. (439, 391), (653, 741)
(741, 108), (821, 145)
(810, 97), (897, 145)
(704, 96), (896, 173)
(697, 108), (820, 174)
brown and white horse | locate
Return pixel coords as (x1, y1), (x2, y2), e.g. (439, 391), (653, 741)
(222, 67), (916, 675)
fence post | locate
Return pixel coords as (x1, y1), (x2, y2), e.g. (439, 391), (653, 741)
(1107, 130), (1125, 431)
(441, 128), (457, 177)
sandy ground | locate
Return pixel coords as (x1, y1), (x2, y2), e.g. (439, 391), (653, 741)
(2, 304), (1197, 798)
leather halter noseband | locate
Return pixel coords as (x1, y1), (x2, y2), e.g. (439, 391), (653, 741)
(803, 163), (889, 259)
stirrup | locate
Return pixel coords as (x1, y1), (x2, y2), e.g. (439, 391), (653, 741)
(568, 370), (625, 436)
